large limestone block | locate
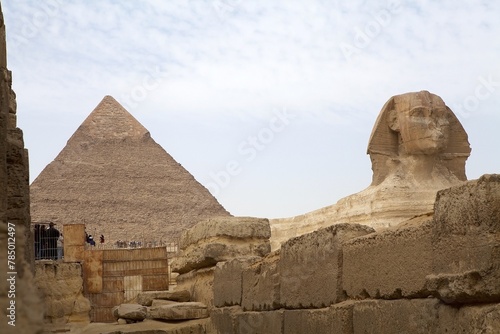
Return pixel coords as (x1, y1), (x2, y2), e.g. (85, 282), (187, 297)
(438, 302), (500, 333)
(210, 306), (239, 334)
(172, 240), (270, 275)
(136, 290), (191, 306)
(427, 174), (500, 303)
(148, 302), (209, 320)
(151, 299), (178, 307)
(210, 306), (283, 334)
(236, 310), (283, 334)
(280, 223), (374, 308)
(112, 303), (147, 321)
(173, 217), (271, 275)
(352, 298), (441, 334)
(283, 301), (355, 334)
(34, 262), (91, 324)
(67, 295), (92, 323)
(213, 257), (260, 307)
(176, 267), (215, 308)
(343, 214), (433, 299)
(241, 251), (281, 311)
(179, 217), (271, 250)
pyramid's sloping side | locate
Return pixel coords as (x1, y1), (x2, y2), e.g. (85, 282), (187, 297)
(30, 97), (230, 242)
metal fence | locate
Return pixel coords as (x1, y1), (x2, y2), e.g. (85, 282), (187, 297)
(32, 222), (179, 261)
(83, 247), (170, 322)
(33, 223), (64, 260)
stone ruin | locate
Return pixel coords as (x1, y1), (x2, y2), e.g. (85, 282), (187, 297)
(0, 3), (43, 333)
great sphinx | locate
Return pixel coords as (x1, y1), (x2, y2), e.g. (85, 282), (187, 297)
(368, 90), (470, 186)
(270, 91), (471, 250)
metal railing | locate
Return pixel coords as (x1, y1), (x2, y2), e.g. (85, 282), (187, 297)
(32, 223), (179, 261)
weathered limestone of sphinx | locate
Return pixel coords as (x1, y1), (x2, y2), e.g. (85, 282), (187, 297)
(270, 91), (471, 250)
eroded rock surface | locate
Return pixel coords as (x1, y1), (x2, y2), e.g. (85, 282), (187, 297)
(112, 304), (147, 321)
(0, 4), (43, 332)
(148, 302), (209, 320)
(136, 290), (191, 306)
(426, 174), (500, 304)
(172, 217), (271, 275)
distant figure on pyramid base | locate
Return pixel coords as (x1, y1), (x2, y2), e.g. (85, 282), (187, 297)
(86, 231), (96, 246)
(100, 234), (105, 244)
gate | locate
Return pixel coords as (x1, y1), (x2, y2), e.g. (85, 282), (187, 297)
(83, 247), (169, 322)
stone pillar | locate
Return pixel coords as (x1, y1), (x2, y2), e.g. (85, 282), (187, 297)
(0, 2), (43, 332)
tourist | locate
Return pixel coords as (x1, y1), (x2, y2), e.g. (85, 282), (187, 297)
(88, 235), (96, 246)
(34, 224), (41, 260)
(45, 222), (60, 260)
(40, 224), (48, 259)
(100, 234), (105, 244)
(57, 234), (64, 260)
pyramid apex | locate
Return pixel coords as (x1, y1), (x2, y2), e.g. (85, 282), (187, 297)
(101, 95), (118, 103)
(72, 95), (150, 141)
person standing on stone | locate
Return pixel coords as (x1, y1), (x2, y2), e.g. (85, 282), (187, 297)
(45, 222), (60, 260)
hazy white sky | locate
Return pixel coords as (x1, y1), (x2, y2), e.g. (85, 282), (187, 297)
(3, 0), (500, 218)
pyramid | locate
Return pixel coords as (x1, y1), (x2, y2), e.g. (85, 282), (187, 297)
(30, 96), (231, 243)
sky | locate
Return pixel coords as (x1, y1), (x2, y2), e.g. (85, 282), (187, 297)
(3, 0), (500, 219)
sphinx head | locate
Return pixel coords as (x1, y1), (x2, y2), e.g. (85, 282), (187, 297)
(367, 91), (471, 186)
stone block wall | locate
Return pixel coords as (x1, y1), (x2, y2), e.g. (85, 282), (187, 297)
(342, 214), (433, 299)
(205, 175), (500, 333)
(279, 224), (374, 309)
(0, 3), (44, 333)
(172, 217), (271, 308)
(33, 262), (91, 325)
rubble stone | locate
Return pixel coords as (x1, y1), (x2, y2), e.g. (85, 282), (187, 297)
(112, 304), (147, 321)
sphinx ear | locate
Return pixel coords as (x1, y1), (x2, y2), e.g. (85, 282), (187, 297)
(387, 109), (400, 132)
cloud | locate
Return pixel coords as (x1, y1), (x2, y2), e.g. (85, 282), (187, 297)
(3, 0), (500, 217)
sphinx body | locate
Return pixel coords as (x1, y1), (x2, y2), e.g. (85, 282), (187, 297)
(270, 91), (471, 251)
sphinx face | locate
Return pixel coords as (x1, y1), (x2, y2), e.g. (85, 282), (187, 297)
(398, 105), (450, 155)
